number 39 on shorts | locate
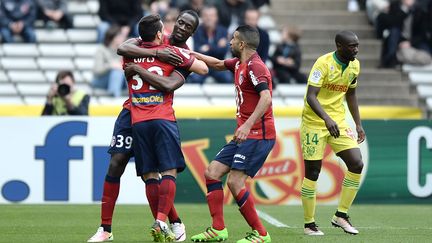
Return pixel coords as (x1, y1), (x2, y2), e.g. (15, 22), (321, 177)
(111, 135), (133, 149)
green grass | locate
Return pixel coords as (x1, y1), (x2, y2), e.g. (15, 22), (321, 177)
(1, 204), (431, 243)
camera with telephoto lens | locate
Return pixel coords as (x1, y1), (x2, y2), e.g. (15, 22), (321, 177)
(57, 84), (71, 97)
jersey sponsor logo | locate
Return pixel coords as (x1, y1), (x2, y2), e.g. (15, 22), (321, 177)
(249, 70), (259, 86)
(310, 69), (321, 83)
(131, 92), (164, 105)
(234, 154), (246, 160)
(134, 57), (155, 63)
(322, 83), (348, 92)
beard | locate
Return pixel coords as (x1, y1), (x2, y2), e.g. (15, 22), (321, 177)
(231, 47), (240, 58)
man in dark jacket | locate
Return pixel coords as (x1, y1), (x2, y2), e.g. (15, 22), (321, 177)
(0, 0), (36, 43)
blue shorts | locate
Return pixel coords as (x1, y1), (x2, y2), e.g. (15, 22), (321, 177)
(132, 119), (186, 176)
(108, 108), (134, 156)
(214, 139), (275, 177)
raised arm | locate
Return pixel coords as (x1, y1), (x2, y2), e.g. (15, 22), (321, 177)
(117, 38), (183, 66)
(306, 85), (339, 138)
(188, 58), (209, 75)
(191, 51), (227, 71)
(346, 86), (365, 143)
(124, 63), (184, 92)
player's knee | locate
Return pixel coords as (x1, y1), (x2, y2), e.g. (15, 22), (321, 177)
(204, 167), (220, 181)
(227, 176), (242, 192)
(348, 159), (364, 174)
(305, 167), (321, 181)
(107, 153), (129, 177)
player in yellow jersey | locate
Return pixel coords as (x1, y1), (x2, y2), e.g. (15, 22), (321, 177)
(300, 31), (365, 236)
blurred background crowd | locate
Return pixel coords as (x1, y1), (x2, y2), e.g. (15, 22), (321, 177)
(1, 0), (432, 116)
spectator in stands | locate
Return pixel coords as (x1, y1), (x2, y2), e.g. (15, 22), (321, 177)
(366, 0), (390, 38)
(0, 0), (37, 43)
(162, 8), (179, 35)
(42, 70), (90, 116)
(36, 0), (73, 29)
(188, 5), (232, 84)
(148, 0), (170, 17)
(379, 0), (431, 68)
(215, 0), (253, 35)
(251, 0), (270, 10)
(97, 0), (142, 43)
(179, 0), (205, 15)
(271, 25), (307, 84)
(92, 25), (127, 97)
(244, 8), (269, 62)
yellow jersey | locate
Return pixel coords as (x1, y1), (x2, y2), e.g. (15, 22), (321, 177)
(302, 52), (360, 128)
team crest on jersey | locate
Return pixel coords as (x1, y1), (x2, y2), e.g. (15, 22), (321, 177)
(311, 69), (321, 83)
(239, 71), (244, 85)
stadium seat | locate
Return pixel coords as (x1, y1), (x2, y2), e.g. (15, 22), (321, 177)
(81, 71), (94, 83)
(39, 44), (75, 57)
(75, 83), (94, 95)
(402, 64), (432, 72)
(277, 84), (307, 98)
(175, 84), (204, 97)
(37, 57), (75, 70)
(0, 96), (24, 104)
(36, 29), (68, 43)
(74, 57), (95, 70)
(0, 83), (18, 95)
(284, 97), (305, 106)
(202, 84), (235, 97)
(44, 71), (84, 83)
(1, 57), (38, 70)
(73, 15), (98, 28)
(98, 97), (127, 106)
(16, 83), (50, 96)
(24, 96), (48, 105)
(0, 71), (9, 82)
(67, 1), (90, 14)
(74, 44), (99, 57)
(2, 44), (39, 57)
(87, 0), (99, 14)
(173, 97), (211, 106)
(8, 70), (47, 83)
(426, 98), (432, 110)
(272, 97), (285, 106)
(67, 29), (98, 43)
(416, 85), (432, 98)
(409, 72), (432, 85)
(209, 97), (236, 106)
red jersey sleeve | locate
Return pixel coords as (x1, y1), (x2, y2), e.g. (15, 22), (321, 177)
(172, 46), (195, 71)
(247, 61), (271, 87)
(224, 58), (239, 72)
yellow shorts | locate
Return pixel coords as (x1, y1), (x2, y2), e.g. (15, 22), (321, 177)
(300, 122), (359, 160)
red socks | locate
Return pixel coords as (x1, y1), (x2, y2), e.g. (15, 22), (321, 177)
(156, 175), (176, 222)
(101, 175), (120, 225)
(236, 188), (266, 236)
(206, 178), (225, 230)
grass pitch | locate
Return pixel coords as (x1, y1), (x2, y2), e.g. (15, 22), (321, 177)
(1, 204), (431, 243)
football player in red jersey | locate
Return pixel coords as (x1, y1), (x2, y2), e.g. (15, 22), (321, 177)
(87, 11), (207, 243)
(190, 25), (275, 243)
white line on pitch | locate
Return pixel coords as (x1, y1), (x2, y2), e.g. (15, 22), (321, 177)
(257, 209), (290, 228)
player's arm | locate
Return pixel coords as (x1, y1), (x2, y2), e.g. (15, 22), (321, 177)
(306, 86), (339, 138)
(188, 58), (209, 75)
(234, 87), (272, 144)
(117, 38), (183, 66)
(190, 50), (227, 71)
(124, 63), (184, 92)
(346, 84), (365, 143)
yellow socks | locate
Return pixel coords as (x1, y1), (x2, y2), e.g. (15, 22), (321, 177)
(337, 171), (361, 213)
(301, 178), (317, 223)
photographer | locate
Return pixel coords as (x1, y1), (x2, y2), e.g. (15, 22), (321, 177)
(42, 70), (90, 116)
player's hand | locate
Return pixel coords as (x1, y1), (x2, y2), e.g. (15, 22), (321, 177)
(356, 125), (366, 144)
(124, 63), (140, 79)
(157, 48), (182, 66)
(324, 117), (339, 138)
(233, 124), (251, 144)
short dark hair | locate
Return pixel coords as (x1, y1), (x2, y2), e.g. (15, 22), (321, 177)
(178, 10), (199, 32)
(103, 25), (121, 47)
(55, 70), (74, 83)
(138, 14), (163, 42)
(235, 25), (260, 50)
